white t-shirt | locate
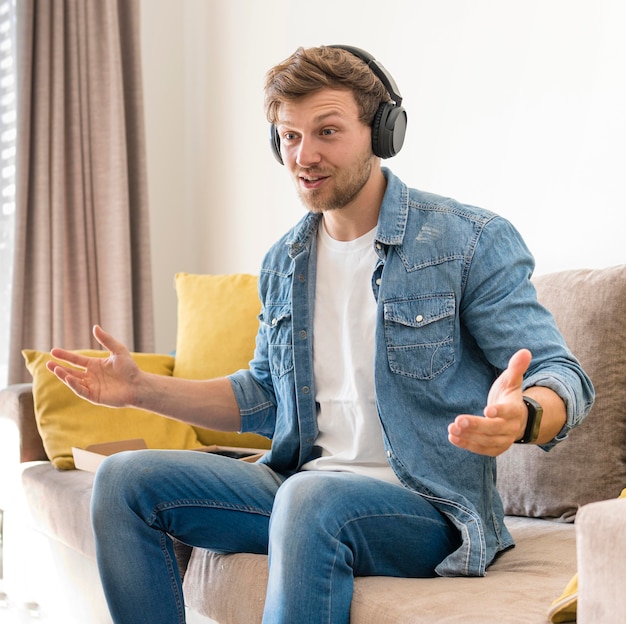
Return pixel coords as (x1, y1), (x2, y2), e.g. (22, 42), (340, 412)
(302, 220), (401, 486)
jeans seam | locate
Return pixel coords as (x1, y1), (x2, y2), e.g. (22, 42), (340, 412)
(147, 499), (272, 526)
(335, 511), (452, 536)
(327, 533), (344, 624)
(160, 531), (186, 624)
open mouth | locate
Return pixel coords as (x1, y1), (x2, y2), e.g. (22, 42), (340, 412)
(300, 174), (329, 190)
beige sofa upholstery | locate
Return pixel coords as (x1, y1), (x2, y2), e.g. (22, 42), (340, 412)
(2, 264), (625, 623)
(576, 496), (626, 623)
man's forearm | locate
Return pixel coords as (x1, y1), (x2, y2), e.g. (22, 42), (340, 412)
(133, 372), (242, 432)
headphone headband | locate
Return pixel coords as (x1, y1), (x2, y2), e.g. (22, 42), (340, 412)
(327, 44), (403, 107)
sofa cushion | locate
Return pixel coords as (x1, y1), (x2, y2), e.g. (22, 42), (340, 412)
(20, 461), (196, 582)
(173, 273), (270, 449)
(21, 462), (97, 557)
(23, 350), (203, 469)
(497, 265), (626, 520)
(182, 517), (576, 624)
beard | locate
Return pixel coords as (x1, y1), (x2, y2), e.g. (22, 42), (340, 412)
(294, 149), (374, 213)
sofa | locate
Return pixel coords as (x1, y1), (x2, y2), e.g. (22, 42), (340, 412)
(1, 266), (626, 623)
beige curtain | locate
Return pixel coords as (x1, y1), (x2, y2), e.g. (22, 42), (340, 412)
(9, 0), (154, 384)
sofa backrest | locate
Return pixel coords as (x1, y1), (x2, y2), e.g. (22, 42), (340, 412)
(0, 382), (47, 462)
(497, 265), (626, 521)
(8, 265), (626, 498)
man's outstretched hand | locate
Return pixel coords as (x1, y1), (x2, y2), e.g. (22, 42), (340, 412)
(447, 349), (532, 456)
(46, 325), (140, 409)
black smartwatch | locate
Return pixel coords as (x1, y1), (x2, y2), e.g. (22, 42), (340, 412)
(514, 396), (543, 444)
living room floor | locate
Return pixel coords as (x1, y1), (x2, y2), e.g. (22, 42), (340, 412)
(0, 593), (218, 624)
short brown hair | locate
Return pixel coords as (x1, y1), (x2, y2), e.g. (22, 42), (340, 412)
(264, 46), (390, 126)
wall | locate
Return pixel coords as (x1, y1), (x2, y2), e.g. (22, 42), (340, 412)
(141, 0), (626, 353)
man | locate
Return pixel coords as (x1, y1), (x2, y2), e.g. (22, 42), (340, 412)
(48, 45), (594, 624)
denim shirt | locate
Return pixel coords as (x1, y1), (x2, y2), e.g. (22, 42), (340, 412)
(229, 168), (594, 577)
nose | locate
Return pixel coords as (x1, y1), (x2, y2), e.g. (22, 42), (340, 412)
(296, 135), (322, 168)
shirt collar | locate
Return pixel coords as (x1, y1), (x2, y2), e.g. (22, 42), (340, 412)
(285, 167), (409, 257)
(375, 167), (409, 247)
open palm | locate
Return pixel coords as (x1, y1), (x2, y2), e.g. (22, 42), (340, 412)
(46, 325), (139, 409)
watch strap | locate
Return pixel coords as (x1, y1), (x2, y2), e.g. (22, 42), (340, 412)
(514, 396), (544, 444)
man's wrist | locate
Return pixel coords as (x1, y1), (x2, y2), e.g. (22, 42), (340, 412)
(514, 396), (543, 444)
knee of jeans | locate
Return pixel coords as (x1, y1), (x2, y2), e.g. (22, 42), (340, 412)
(271, 472), (342, 533)
(91, 450), (148, 521)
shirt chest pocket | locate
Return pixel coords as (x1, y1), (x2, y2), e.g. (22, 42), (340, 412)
(259, 304), (293, 378)
(383, 294), (455, 380)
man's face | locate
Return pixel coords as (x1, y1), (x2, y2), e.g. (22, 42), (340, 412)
(275, 88), (376, 213)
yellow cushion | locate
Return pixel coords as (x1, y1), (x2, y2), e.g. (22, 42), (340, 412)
(548, 488), (626, 622)
(23, 349), (203, 470)
(548, 573), (579, 623)
(173, 273), (270, 449)
(173, 272), (261, 379)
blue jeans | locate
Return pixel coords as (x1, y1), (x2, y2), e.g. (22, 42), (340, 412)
(91, 449), (461, 624)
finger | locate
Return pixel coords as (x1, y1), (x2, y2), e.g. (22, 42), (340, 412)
(451, 412), (517, 441)
(448, 415), (471, 438)
(46, 360), (86, 382)
(93, 325), (128, 356)
(48, 348), (91, 370)
(449, 414), (497, 438)
(448, 415), (511, 456)
(448, 415), (488, 445)
(47, 362), (94, 399)
(62, 372), (91, 399)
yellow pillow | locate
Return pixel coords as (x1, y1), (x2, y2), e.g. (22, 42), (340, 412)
(173, 273), (271, 450)
(548, 488), (626, 622)
(548, 574), (579, 623)
(23, 349), (203, 470)
(173, 273), (261, 379)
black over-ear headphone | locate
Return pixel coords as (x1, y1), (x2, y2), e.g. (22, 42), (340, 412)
(269, 45), (407, 164)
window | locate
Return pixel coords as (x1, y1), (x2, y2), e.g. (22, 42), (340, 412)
(0, 0), (15, 387)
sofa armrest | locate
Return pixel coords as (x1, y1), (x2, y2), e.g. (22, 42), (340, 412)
(0, 383), (48, 462)
(577, 496), (626, 623)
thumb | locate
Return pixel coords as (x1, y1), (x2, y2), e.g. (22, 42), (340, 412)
(506, 348), (532, 387)
(92, 325), (129, 356)
(487, 348), (532, 410)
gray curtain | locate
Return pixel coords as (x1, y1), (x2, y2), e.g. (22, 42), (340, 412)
(9, 0), (154, 384)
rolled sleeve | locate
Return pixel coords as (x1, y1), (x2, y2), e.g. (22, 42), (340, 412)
(524, 364), (595, 451)
(228, 370), (277, 439)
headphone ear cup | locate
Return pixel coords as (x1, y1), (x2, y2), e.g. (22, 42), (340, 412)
(270, 124), (284, 165)
(371, 103), (407, 159)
